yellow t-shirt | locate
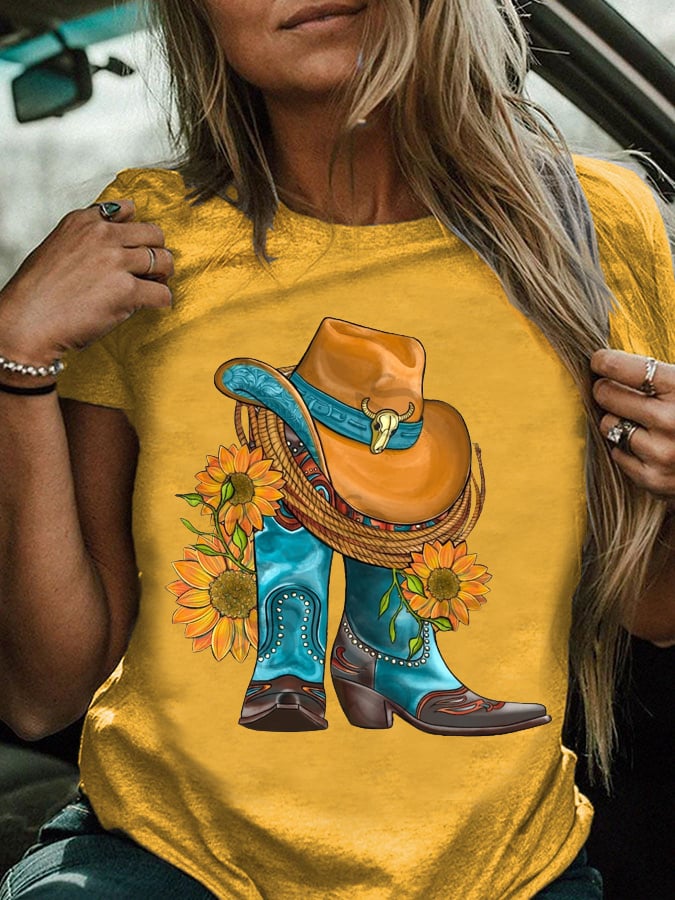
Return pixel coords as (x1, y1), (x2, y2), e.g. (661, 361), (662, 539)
(57, 156), (674, 899)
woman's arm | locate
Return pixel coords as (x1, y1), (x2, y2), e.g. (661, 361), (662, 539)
(0, 396), (139, 738)
(0, 199), (172, 738)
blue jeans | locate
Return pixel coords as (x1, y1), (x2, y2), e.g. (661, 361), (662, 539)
(0, 795), (602, 898)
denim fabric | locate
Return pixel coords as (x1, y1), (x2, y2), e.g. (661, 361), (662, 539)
(1, 795), (602, 898)
(534, 847), (603, 898)
(0, 796), (214, 899)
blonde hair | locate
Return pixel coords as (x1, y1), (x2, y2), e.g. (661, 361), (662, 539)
(151, 0), (669, 788)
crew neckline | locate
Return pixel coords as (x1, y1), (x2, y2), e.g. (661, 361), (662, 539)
(273, 198), (444, 244)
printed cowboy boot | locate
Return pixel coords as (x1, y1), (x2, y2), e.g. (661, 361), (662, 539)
(240, 514), (333, 731)
(331, 558), (550, 735)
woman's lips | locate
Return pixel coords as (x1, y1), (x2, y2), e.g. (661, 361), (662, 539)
(280, 4), (366, 31)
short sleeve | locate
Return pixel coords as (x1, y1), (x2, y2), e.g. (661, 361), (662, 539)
(575, 156), (675, 361)
(56, 169), (145, 413)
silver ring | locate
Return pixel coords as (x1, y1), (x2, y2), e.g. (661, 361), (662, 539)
(639, 357), (659, 397)
(606, 418), (639, 454)
(144, 246), (157, 276)
(98, 201), (121, 220)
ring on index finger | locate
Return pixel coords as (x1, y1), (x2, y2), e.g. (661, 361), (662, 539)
(639, 357), (659, 397)
(606, 418), (640, 454)
(98, 201), (122, 220)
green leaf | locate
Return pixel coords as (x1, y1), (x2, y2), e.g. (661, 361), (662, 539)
(194, 543), (223, 557)
(405, 572), (425, 596)
(220, 479), (235, 504)
(408, 635), (424, 658)
(176, 492), (204, 507)
(433, 617), (454, 632)
(232, 524), (248, 553)
(389, 615), (397, 643)
(378, 585), (394, 618)
(180, 517), (210, 536)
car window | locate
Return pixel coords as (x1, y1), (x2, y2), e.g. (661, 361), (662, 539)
(0, 30), (171, 282)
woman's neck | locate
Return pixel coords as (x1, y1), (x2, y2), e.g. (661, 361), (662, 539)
(264, 96), (428, 225)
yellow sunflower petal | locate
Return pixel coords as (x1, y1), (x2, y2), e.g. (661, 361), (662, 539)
(184, 606), (220, 638)
(173, 559), (212, 590)
(429, 600), (450, 620)
(244, 609), (259, 649)
(218, 445), (236, 474)
(247, 459), (273, 479)
(231, 618), (251, 663)
(460, 581), (490, 596)
(166, 578), (190, 598)
(211, 616), (234, 660)
(173, 605), (210, 624)
(438, 541), (457, 568)
(453, 541), (468, 560)
(256, 486), (284, 503)
(192, 633), (212, 652)
(423, 542), (441, 571)
(458, 592), (483, 611)
(195, 548), (226, 579)
(452, 553), (478, 576)
(174, 587), (211, 608)
(223, 504), (240, 534)
(234, 443), (251, 473)
(405, 592), (435, 618)
(450, 597), (470, 626)
(457, 563), (488, 581)
(410, 561), (431, 580)
(246, 502), (264, 532)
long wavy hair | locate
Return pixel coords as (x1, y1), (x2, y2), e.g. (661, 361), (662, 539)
(149, 0), (670, 787)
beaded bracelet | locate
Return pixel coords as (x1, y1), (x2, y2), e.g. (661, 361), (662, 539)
(0, 354), (64, 378)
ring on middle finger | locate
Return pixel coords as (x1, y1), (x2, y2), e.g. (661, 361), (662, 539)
(144, 246), (157, 276)
(606, 418), (640, 454)
(639, 356), (659, 397)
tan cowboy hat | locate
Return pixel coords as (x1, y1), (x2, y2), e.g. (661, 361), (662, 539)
(215, 318), (471, 525)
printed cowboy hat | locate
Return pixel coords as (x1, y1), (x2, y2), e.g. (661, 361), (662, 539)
(214, 318), (471, 525)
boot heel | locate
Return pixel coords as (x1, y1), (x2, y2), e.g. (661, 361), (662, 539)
(332, 677), (393, 729)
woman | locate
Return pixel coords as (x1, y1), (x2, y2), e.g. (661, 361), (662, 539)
(0, 1), (673, 897)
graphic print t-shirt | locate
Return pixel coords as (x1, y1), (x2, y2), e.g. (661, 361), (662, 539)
(57, 157), (675, 899)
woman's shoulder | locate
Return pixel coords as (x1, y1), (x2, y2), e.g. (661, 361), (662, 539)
(96, 166), (242, 228)
(572, 154), (663, 244)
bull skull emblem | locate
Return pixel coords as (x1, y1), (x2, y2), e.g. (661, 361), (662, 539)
(361, 398), (416, 454)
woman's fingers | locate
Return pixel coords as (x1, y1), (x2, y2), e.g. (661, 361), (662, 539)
(592, 349), (675, 500)
(125, 245), (174, 280)
(591, 348), (674, 396)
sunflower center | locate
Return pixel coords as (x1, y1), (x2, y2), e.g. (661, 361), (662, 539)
(427, 568), (461, 601)
(208, 571), (256, 618)
(228, 473), (255, 505)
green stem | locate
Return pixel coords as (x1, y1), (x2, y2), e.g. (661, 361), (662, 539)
(211, 507), (254, 574)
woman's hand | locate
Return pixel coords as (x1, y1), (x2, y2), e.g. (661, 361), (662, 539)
(0, 199), (174, 371)
(591, 348), (675, 504)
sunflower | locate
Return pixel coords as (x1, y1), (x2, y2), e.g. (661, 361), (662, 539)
(401, 539), (491, 631)
(195, 443), (284, 535)
(167, 535), (258, 661)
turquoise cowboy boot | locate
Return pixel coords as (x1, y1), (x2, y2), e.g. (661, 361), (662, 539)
(331, 558), (550, 735)
(239, 512), (333, 731)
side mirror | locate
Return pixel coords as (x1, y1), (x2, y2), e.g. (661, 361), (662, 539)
(11, 47), (93, 123)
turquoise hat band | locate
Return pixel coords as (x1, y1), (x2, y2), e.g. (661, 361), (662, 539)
(289, 373), (422, 450)
(219, 364), (323, 464)
(218, 365), (423, 462)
